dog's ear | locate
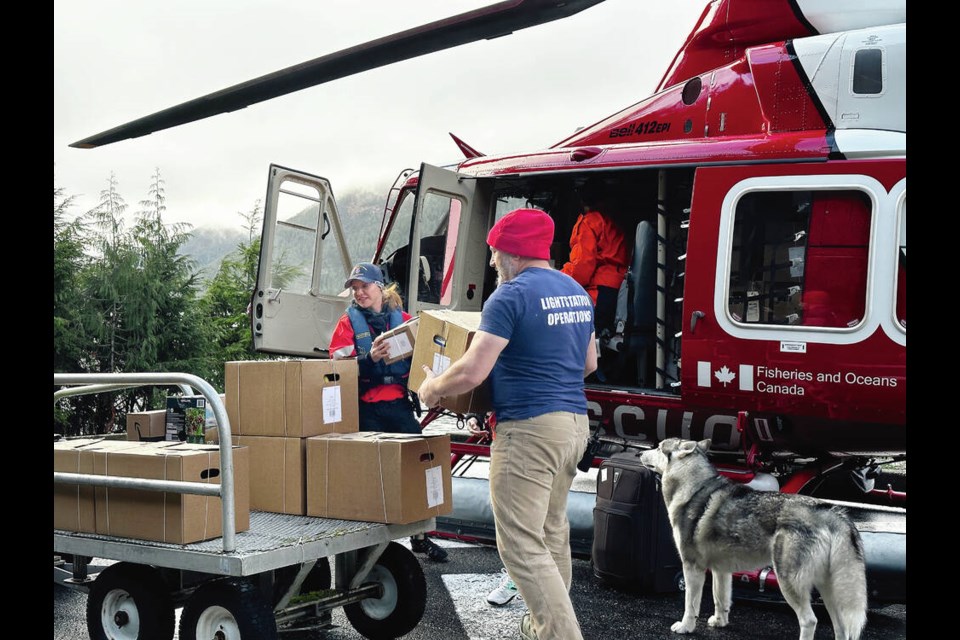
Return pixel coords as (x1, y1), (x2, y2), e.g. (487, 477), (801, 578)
(697, 439), (712, 453)
(675, 439), (700, 458)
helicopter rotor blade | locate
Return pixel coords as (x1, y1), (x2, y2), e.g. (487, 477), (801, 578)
(71, 0), (606, 149)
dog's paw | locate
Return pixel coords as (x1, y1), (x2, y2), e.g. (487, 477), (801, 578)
(707, 614), (729, 628)
(670, 621), (697, 634)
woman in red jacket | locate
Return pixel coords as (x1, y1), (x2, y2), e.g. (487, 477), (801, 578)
(329, 261), (421, 433)
(329, 261), (448, 562)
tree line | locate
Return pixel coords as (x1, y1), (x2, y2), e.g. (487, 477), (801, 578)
(54, 168), (384, 437)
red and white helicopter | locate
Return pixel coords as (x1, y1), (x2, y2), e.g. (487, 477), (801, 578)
(73, 0), (906, 603)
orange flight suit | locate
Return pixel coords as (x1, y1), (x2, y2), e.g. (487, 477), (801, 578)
(561, 210), (629, 304)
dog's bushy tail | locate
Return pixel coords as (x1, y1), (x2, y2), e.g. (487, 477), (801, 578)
(823, 508), (869, 640)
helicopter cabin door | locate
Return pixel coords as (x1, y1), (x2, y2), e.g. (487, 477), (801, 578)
(252, 164), (354, 357)
(403, 162), (483, 313)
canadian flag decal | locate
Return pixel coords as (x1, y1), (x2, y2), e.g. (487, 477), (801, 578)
(697, 362), (754, 391)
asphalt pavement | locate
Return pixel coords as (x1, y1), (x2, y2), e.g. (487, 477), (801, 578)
(53, 418), (907, 639)
(53, 534), (906, 639)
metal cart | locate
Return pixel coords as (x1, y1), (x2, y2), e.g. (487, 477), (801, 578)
(54, 372), (433, 640)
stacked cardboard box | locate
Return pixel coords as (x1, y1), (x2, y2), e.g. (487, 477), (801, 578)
(53, 439), (250, 544)
(54, 438), (131, 533)
(125, 410), (166, 441)
(306, 432), (452, 524)
(408, 310), (491, 414)
(220, 359), (360, 514)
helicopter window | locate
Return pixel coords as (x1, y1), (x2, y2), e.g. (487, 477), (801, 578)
(271, 179), (348, 297)
(380, 191), (416, 267)
(417, 192), (461, 305)
(896, 196), (906, 329)
(681, 77), (702, 105)
(852, 48), (883, 95)
(728, 189), (869, 328)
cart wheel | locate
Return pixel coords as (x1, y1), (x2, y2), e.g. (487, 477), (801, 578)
(344, 541), (426, 640)
(179, 577), (278, 640)
(272, 557), (332, 606)
(86, 562), (174, 640)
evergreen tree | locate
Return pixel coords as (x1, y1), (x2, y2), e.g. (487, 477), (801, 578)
(69, 173), (136, 433)
(199, 201), (266, 389)
(54, 185), (91, 434)
(62, 171), (212, 433)
(126, 168), (211, 410)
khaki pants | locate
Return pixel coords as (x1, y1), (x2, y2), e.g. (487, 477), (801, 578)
(490, 411), (590, 640)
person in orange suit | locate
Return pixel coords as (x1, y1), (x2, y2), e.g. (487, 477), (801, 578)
(561, 178), (629, 339)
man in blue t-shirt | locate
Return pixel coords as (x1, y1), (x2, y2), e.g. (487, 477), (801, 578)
(418, 208), (597, 640)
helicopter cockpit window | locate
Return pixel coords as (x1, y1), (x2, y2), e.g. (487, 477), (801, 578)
(852, 48), (883, 95)
(380, 191), (416, 267)
(272, 179), (348, 297)
(417, 192), (461, 305)
(379, 190), (417, 294)
(728, 189), (869, 328)
(493, 196), (531, 219)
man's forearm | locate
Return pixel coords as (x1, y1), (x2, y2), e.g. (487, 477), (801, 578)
(428, 359), (486, 398)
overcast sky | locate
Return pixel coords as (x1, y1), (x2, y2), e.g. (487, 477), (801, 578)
(54, 0), (706, 230)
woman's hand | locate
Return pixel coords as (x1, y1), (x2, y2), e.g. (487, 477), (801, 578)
(370, 335), (390, 363)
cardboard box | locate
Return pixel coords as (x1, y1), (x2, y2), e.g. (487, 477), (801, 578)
(306, 432), (452, 524)
(216, 434), (307, 515)
(126, 410), (167, 441)
(54, 438), (110, 533)
(92, 442), (250, 544)
(164, 395), (224, 442)
(166, 396), (207, 442)
(408, 310), (490, 414)
(53, 439), (156, 533)
(380, 316), (420, 364)
(225, 359), (359, 438)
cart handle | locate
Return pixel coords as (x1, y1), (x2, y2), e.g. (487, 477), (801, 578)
(53, 372), (237, 553)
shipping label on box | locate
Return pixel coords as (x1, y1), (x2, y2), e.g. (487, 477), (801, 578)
(380, 316), (420, 365)
(126, 410), (167, 441)
(306, 432), (452, 524)
(408, 310), (490, 414)
(92, 442), (250, 544)
(225, 359), (360, 438)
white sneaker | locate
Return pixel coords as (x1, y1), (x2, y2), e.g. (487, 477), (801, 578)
(486, 568), (520, 606)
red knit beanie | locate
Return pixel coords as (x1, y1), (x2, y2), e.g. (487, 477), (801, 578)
(486, 208), (554, 260)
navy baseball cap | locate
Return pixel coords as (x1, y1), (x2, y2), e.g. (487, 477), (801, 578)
(344, 262), (384, 288)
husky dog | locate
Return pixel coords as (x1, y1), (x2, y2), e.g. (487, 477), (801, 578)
(640, 438), (868, 640)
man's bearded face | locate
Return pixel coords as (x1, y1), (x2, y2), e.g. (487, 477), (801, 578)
(490, 248), (518, 286)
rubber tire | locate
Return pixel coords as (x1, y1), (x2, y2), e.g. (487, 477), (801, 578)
(86, 562), (175, 640)
(344, 541), (427, 640)
(178, 577), (278, 640)
(271, 557), (332, 606)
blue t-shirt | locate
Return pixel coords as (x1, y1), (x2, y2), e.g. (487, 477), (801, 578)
(479, 267), (594, 422)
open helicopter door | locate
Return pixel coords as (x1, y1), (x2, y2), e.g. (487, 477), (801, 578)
(401, 163), (485, 313)
(252, 164), (354, 357)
